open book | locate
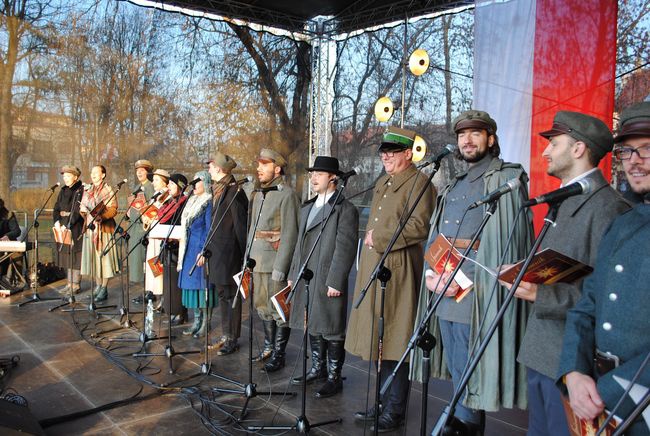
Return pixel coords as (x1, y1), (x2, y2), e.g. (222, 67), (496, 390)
(52, 226), (72, 245)
(424, 234), (474, 303)
(271, 285), (292, 323)
(498, 248), (593, 285)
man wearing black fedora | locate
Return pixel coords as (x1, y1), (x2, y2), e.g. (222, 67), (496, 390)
(287, 156), (358, 398)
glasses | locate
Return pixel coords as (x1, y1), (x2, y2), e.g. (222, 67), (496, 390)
(379, 149), (406, 158)
(613, 145), (650, 160)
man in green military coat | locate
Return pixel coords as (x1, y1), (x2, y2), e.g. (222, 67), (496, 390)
(250, 148), (300, 372)
(346, 127), (436, 432)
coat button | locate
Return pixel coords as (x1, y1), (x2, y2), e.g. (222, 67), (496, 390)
(602, 322), (612, 331)
(383, 194), (387, 198)
(387, 182), (392, 186)
(374, 218), (378, 222)
(378, 206), (382, 210)
(609, 293), (617, 301)
(614, 264), (623, 273)
(444, 220), (449, 224)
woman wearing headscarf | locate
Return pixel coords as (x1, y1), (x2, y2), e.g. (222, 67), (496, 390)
(53, 166), (85, 295)
(157, 173), (188, 324)
(79, 165), (119, 302)
(177, 171), (215, 338)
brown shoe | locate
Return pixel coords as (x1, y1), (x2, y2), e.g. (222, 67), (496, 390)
(208, 335), (228, 350)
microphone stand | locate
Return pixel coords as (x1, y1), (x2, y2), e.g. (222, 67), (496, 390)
(134, 192), (201, 372)
(597, 351), (650, 436)
(50, 188), (84, 312)
(380, 201), (498, 436)
(431, 203), (560, 435)
(250, 181), (351, 434)
(17, 187), (61, 307)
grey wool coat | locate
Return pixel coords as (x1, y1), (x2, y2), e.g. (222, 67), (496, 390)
(517, 169), (631, 379)
(288, 193), (359, 336)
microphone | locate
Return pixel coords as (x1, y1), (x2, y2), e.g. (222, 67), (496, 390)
(83, 183), (93, 191)
(430, 144), (457, 163)
(337, 166), (361, 181)
(116, 179), (128, 188)
(147, 191), (162, 204)
(49, 182), (61, 191)
(468, 178), (521, 210)
(229, 176), (253, 187)
(188, 177), (201, 186)
(131, 186), (143, 196)
(524, 179), (591, 207)
(254, 185), (283, 193)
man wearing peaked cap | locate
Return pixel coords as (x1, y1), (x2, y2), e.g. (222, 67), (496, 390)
(249, 147), (300, 371)
(128, 159), (156, 290)
(346, 127), (436, 431)
(411, 109), (533, 435)
(507, 110), (630, 436)
(286, 156), (358, 398)
(205, 152), (248, 355)
(557, 102), (650, 436)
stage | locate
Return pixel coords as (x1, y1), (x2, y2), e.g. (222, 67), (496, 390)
(0, 278), (528, 435)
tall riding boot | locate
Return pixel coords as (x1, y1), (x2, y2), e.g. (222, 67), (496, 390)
(253, 320), (276, 362)
(183, 309), (202, 335)
(292, 334), (327, 385)
(263, 326), (291, 372)
(315, 340), (345, 398)
(193, 308), (211, 338)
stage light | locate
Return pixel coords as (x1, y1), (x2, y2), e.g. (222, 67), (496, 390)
(374, 96), (394, 122)
(408, 49), (430, 76)
(412, 135), (427, 162)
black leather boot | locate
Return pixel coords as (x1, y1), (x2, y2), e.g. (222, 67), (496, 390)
(315, 339), (344, 398)
(292, 334), (327, 385)
(262, 326), (291, 372)
(253, 320), (276, 362)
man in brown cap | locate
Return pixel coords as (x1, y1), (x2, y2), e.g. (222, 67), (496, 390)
(557, 101), (650, 436)
(507, 111), (630, 436)
(249, 148), (300, 372)
(412, 110), (533, 434)
(128, 159), (155, 291)
(346, 127), (436, 432)
(205, 152), (248, 355)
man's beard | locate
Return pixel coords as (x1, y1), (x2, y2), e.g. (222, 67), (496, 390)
(462, 147), (489, 163)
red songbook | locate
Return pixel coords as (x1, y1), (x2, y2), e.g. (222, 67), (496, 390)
(233, 269), (252, 300)
(127, 192), (146, 214)
(52, 227), (72, 245)
(424, 234), (474, 303)
(147, 256), (163, 277)
(562, 396), (618, 436)
(271, 285), (292, 323)
(498, 248), (593, 285)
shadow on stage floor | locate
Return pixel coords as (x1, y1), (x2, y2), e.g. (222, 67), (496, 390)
(0, 277), (528, 435)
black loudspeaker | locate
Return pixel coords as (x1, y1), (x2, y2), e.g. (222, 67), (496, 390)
(0, 398), (45, 435)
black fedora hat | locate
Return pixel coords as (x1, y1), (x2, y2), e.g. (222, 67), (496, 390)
(307, 156), (343, 176)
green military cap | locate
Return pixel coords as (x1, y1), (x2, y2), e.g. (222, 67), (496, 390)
(378, 126), (416, 152)
(540, 111), (613, 162)
(452, 110), (497, 134)
(615, 101), (650, 143)
(258, 148), (287, 168)
(134, 159), (154, 171)
(206, 151), (237, 172)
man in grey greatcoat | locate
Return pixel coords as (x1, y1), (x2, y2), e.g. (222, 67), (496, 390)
(506, 111), (630, 436)
(412, 110), (533, 435)
(557, 101), (650, 436)
(287, 156), (358, 398)
(249, 148), (300, 372)
(346, 127), (436, 432)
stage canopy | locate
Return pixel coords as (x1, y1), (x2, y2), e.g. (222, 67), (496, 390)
(134, 0), (470, 35)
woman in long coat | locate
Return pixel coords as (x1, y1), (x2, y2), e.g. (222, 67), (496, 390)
(178, 171), (214, 338)
(80, 165), (120, 302)
(53, 165), (85, 294)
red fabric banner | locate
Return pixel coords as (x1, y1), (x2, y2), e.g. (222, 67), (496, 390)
(529, 0), (618, 232)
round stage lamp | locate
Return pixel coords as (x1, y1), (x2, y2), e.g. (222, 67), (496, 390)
(408, 49), (430, 76)
(412, 135), (427, 162)
(374, 96), (394, 122)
